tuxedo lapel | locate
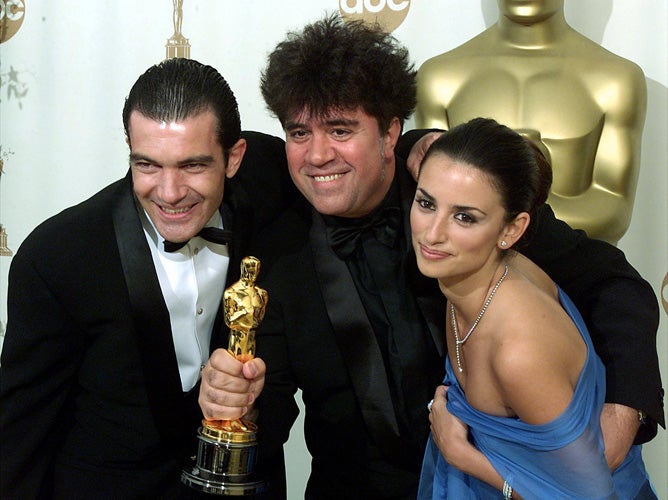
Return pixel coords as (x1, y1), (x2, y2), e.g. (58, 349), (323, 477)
(209, 177), (254, 352)
(309, 210), (402, 446)
(396, 162), (446, 357)
(111, 173), (190, 441)
(396, 159), (414, 254)
(222, 176), (252, 286)
(411, 266), (446, 358)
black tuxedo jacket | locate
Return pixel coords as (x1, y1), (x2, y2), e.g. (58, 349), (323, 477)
(0, 131), (292, 499)
(254, 163), (444, 498)
(253, 152), (664, 498)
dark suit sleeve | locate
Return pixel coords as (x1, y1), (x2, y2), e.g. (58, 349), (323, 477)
(235, 131), (299, 231)
(523, 205), (665, 442)
(254, 273), (300, 450)
(395, 128), (443, 161)
(252, 285), (300, 498)
(0, 237), (85, 498)
(247, 210), (304, 497)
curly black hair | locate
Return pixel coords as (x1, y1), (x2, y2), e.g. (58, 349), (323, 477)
(261, 13), (416, 133)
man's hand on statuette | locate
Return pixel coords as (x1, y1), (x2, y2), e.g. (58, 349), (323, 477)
(199, 348), (266, 421)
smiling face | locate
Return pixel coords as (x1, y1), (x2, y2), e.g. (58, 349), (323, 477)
(128, 109), (245, 243)
(410, 153), (514, 283)
(284, 107), (400, 218)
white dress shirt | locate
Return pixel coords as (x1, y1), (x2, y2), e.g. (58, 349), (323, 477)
(140, 209), (230, 391)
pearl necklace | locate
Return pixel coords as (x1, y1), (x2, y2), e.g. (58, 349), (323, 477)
(450, 265), (509, 373)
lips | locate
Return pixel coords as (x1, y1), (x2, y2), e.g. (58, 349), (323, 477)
(418, 243), (450, 260)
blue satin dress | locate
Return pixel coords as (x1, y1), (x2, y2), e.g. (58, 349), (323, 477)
(418, 288), (654, 499)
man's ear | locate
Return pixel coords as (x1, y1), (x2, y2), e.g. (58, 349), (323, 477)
(498, 212), (530, 249)
(225, 138), (247, 178)
(383, 117), (402, 159)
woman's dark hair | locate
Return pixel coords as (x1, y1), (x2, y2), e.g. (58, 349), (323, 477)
(422, 117), (552, 239)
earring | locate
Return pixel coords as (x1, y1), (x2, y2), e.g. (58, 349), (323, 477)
(500, 240), (507, 247)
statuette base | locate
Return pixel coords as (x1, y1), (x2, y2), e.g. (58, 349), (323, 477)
(181, 419), (265, 496)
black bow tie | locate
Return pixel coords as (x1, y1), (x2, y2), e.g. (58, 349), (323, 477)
(163, 227), (233, 252)
(326, 206), (401, 259)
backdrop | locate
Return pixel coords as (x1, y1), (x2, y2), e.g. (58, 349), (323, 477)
(1, 1), (666, 498)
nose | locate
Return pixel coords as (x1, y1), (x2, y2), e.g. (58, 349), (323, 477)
(159, 167), (187, 204)
(305, 132), (336, 167)
(423, 214), (448, 245)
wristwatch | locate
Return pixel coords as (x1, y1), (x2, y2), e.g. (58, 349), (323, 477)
(638, 409), (647, 425)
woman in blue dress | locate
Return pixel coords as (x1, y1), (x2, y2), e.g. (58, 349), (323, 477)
(410, 118), (655, 499)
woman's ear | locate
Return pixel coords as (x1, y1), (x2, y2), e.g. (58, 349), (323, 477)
(498, 212), (530, 249)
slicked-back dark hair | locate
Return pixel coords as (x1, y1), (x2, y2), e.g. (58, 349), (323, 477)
(122, 58), (241, 156)
(422, 118), (552, 239)
(260, 13), (416, 133)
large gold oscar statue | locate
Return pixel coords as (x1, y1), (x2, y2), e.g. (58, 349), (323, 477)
(182, 256), (268, 495)
(416, 0), (647, 244)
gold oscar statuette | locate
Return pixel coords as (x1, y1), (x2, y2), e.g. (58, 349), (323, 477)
(0, 225), (11, 256)
(0, 158), (13, 256)
(165, 0), (191, 59)
(181, 256), (268, 495)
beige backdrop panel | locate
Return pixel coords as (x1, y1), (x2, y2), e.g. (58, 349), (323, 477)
(0, 1), (665, 498)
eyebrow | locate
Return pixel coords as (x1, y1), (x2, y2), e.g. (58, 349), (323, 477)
(416, 188), (488, 216)
(416, 187), (435, 202)
(285, 117), (360, 131)
(129, 153), (215, 166)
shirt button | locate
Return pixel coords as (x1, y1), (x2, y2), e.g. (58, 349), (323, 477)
(197, 307), (203, 315)
(193, 247), (200, 255)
